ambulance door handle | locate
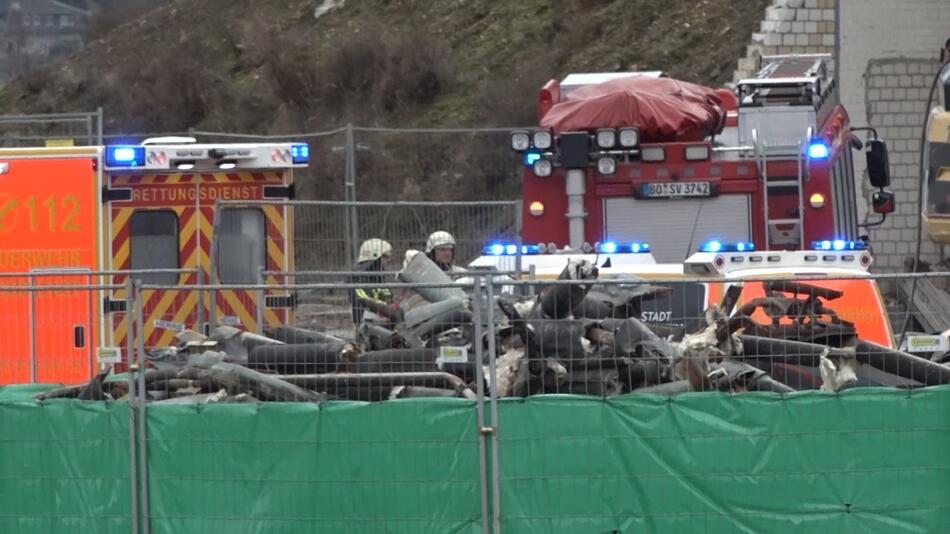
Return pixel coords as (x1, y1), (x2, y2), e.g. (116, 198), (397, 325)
(73, 325), (85, 349)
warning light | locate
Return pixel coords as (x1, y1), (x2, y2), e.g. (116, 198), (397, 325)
(807, 141), (829, 159)
(105, 146), (145, 168)
(291, 144), (310, 164)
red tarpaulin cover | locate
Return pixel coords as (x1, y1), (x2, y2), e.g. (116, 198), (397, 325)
(540, 77), (727, 142)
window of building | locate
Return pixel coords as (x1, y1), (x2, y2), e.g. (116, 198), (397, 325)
(216, 208), (266, 284)
(60, 15), (75, 27)
(129, 210), (180, 285)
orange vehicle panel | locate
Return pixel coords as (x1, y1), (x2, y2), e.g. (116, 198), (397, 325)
(724, 278), (893, 348)
(0, 157), (98, 384)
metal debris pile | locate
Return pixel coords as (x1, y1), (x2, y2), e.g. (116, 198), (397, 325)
(39, 256), (950, 403)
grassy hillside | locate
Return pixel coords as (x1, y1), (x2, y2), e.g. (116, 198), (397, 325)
(0, 0), (769, 199)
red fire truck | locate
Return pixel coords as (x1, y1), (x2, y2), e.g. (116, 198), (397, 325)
(510, 54), (895, 262)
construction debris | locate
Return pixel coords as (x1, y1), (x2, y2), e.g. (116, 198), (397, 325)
(40, 258), (950, 403)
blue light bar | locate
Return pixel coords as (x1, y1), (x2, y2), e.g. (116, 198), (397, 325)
(523, 151), (542, 166)
(699, 240), (755, 253)
(811, 239), (867, 251)
(598, 242), (650, 254)
(291, 143), (310, 164)
(483, 243), (542, 256)
(105, 146), (145, 168)
(807, 141), (829, 159)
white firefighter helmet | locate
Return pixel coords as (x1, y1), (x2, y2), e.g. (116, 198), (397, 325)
(425, 231), (456, 253)
(357, 238), (393, 263)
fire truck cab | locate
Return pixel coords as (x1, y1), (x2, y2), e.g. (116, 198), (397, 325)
(511, 54), (895, 263)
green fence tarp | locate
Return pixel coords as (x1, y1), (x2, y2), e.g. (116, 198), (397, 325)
(1, 385), (949, 533)
(0, 389), (132, 534)
(146, 399), (482, 534)
(497, 388), (950, 533)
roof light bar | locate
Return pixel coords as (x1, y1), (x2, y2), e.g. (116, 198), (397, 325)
(597, 241), (650, 254)
(811, 239), (867, 251)
(483, 243), (542, 256)
(699, 240), (755, 253)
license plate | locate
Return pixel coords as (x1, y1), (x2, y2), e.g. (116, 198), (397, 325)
(642, 181), (710, 198)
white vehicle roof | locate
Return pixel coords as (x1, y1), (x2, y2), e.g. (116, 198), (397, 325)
(469, 249), (875, 281)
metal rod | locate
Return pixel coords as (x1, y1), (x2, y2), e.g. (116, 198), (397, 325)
(28, 273), (36, 383)
(96, 108), (104, 146)
(486, 277), (502, 534)
(213, 199), (520, 208)
(134, 280), (151, 534)
(209, 202), (221, 328)
(125, 277), (139, 534)
(256, 267), (265, 335)
(87, 273), (95, 376)
(471, 277), (491, 534)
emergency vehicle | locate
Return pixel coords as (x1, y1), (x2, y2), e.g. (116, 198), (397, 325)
(509, 54), (895, 263)
(0, 140), (307, 384)
(470, 238), (893, 348)
(922, 62), (950, 243)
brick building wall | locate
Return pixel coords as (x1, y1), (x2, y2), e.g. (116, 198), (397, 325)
(734, 0), (950, 271)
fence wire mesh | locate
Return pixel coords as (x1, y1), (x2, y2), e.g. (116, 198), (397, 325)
(3, 267), (950, 533)
(0, 110), (103, 147)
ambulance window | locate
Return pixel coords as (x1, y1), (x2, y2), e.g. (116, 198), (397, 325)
(217, 208), (266, 284)
(129, 211), (179, 285)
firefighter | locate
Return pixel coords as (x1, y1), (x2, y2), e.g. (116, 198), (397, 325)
(425, 230), (463, 272)
(351, 238), (395, 324)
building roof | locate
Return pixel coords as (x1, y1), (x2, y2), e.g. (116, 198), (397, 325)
(1, 1), (89, 16)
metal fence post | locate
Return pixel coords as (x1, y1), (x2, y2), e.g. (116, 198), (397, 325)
(125, 277), (139, 534)
(344, 124), (357, 265)
(485, 276), (502, 533)
(134, 280), (151, 534)
(28, 273), (36, 383)
(472, 276), (491, 534)
(96, 107), (104, 146)
(256, 266), (265, 335)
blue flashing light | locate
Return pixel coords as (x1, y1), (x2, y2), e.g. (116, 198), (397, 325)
(601, 241), (618, 254)
(523, 151), (542, 166)
(700, 240), (754, 253)
(291, 143), (310, 164)
(629, 242), (650, 253)
(811, 239), (866, 251)
(105, 146), (145, 168)
(807, 141), (830, 159)
(483, 243), (542, 256)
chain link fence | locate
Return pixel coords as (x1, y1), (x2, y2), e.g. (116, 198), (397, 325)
(0, 110), (103, 147)
(2, 268), (950, 532)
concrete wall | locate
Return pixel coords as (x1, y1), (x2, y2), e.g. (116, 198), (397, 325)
(734, 0), (950, 271)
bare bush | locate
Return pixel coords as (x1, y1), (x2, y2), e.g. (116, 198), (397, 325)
(89, 0), (171, 40)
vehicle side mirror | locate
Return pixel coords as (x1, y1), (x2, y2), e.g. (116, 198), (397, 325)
(872, 190), (895, 215)
(866, 138), (891, 188)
